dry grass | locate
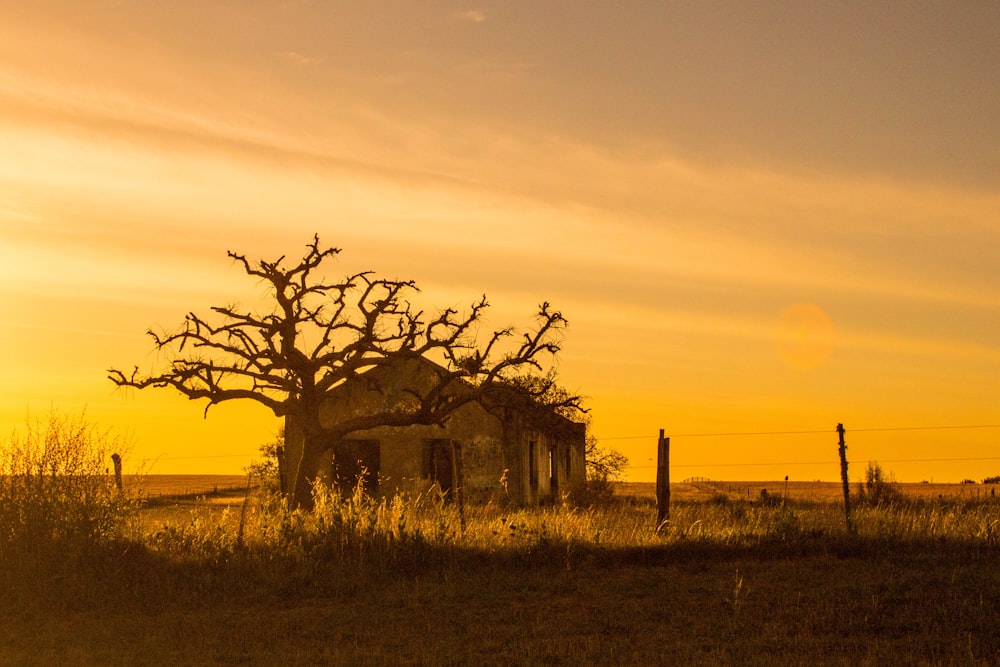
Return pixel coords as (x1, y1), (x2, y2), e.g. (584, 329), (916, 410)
(3, 470), (1000, 665)
(4, 542), (999, 666)
(127, 474), (248, 498)
(617, 480), (1000, 503)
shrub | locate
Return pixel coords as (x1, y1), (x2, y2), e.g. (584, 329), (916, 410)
(586, 435), (628, 482)
(0, 410), (139, 558)
(857, 461), (903, 506)
(708, 492), (731, 506)
(757, 488), (783, 507)
(246, 432), (284, 493)
(570, 476), (617, 506)
(573, 435), (629, 507)
(765, 507), (801, 541)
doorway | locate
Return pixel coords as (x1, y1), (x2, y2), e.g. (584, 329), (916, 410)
(331, 439), (380, 493)
(423, 438), (459, 497)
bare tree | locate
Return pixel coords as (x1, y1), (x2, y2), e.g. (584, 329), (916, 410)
(109, 235), (568, 509)
(490, 372), (585, 418)
(585, 435), (628, 482)
(493, 375), (626, 483)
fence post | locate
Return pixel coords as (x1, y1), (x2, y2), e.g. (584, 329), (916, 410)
(656, 429), (670, 528)
(237, 471), (252, 549)
(111, 452), (123, 491)
(450, 439), (466, 533)
(837, 423), (854, 534)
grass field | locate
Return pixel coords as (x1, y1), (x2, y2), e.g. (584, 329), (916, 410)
(127, 474), (249, 498)
(617, 480), (999, 503)
(3, 476), (1000, 665)
(7, 549), (998, 666)
(137, 475), (1000, 503)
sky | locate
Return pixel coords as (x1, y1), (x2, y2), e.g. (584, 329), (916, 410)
(2, 1), (999, 483)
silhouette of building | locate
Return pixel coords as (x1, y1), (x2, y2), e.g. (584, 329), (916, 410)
(282, 357), (587, 505)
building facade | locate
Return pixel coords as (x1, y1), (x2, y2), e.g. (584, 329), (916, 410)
(282, 358), (587, 505)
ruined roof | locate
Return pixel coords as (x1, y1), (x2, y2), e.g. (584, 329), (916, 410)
(327, 355), (586, 439)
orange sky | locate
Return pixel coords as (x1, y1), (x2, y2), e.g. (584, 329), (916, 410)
(3, 2), (1000, 482)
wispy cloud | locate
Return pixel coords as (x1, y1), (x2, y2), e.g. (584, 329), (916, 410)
(455, 9), (487, 23)
(3, 1), (999, 481)
(454, 58), (537, 81)
(5, 55), (997, 319)
(275, 50), (326, 66)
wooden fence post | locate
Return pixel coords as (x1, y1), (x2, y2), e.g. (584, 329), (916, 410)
(656, 429), (670, 528)
(450, 439), (466, 533)
(837, 423), (854, 534)
(111, 452), (123, 491)
(237, 471), (252, 549)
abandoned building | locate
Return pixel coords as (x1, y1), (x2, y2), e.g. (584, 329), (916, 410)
(282, 357), (587, 505)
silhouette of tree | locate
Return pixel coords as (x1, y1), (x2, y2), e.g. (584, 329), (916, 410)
(109, 235), (569, 509)
(491, 372), (585, 419)
(492, 374), (626, 482)
(585, 436), (628, 482)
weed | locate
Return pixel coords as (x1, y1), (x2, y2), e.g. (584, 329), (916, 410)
(857, 461), (904, 507)
(0, 410), (139, 558)
(766, 507), (802, 541)
(727, 569), (745, 614)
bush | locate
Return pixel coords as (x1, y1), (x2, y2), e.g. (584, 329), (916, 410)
(757, 488), (783, 507)
(0, 410), (139, 558)
(585, 435), (628, 483)
(246, 432), (284, 494)
(572, 434), (629, 507)
(857, 461), (903, 506)
(570, 476), (617, 506)
(765, 507), (801, 541)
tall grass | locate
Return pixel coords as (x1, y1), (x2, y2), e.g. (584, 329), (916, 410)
(3, 414), (999, 610)
(0, 410), (139, 567)
(851, 497), (1000, 544)
(5, 453), (999, 665)
(142, 480), (1000, 587)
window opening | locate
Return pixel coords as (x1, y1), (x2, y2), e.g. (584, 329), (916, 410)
(423, 439), (456, 496)
(528, 440), (538, 486)
(549, 446), (557, 493)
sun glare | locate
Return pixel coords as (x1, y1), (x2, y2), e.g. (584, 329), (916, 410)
(775, 303), (837, 371)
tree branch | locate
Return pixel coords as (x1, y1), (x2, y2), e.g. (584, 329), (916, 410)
(108, 234), (575, 508)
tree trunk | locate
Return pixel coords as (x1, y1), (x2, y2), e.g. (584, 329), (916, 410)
(289, 433), (326, 511)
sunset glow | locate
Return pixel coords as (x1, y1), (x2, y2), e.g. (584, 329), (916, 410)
(3, 2), (999, 483)
(776, 304), (836, 371)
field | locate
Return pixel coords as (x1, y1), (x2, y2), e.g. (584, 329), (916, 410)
(2, 476), (999, 665)
(127, 474), (249, 498)
(617, 479), (997, 502)
(135, 475), (998, 502)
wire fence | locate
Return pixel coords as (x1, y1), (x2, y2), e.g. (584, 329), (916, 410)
(608, 423), (1000, 477)
(148, 422), (1000, 481)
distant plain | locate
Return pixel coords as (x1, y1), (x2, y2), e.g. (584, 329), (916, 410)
(135, 475), (997, 503)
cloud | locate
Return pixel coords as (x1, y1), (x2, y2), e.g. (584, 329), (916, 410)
(6, 64), (997, 321)
(455, 9), (487, 23)
(275, 50), (326, 66)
